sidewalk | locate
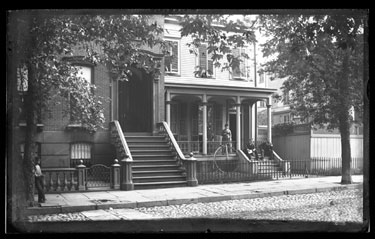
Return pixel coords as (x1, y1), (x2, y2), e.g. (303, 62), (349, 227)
(26, 175), (363, 216)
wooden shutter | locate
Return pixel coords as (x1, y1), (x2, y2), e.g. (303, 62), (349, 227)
(198, 44), (207, 71)
(232, 48), (241, 78)
(171, 42), (178, 72)
(207, 50), (213, 74)
(240, 49), (246, 78)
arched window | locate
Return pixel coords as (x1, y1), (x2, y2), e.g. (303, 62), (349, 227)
(70, 142), (92, 167)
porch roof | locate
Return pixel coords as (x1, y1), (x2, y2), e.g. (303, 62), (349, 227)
(165, 76), (277, 101)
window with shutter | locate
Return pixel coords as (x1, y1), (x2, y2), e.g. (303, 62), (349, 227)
(165, 40), (179, 74)
(70, 142), (92, 167)
(195, 44), (214, 78)
(231, 48), (248, 80)
(69, 65), (93, 124)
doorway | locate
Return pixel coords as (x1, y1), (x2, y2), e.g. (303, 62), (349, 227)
(118, 68), (153, 132)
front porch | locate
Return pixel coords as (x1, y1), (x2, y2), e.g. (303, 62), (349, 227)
(165, 77), (276, 156)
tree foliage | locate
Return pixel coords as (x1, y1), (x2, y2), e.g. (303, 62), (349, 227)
(177, 15), (257, 72)
(258, 13), (366, 184)
(259, 14), (364, 129)
(8, 11), (167, 205)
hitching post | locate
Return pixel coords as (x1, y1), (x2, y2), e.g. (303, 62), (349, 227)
(186, 152), (198, 186)
(121, 155), (134, 190)
(76, 160), (87, 191)
(111, 159), (121, 190)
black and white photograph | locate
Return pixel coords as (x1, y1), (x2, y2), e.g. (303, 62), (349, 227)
(6, 9), (369, 233)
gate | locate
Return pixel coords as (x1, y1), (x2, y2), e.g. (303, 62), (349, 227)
(86, 164), (111, 190)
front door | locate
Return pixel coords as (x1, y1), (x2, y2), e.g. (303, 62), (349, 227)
(118, 69), (153, 132)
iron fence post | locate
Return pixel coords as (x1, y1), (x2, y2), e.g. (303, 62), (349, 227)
(76, 160), (87, 191)
(111, 159), (121, 190)
(186, 152), (198, 186)
(121, 155), (134, 190)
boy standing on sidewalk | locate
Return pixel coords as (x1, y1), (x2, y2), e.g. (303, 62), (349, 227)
(34, 157), (46, 203)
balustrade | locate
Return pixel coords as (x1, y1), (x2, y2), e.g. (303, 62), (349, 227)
(43, 168), (78, 193)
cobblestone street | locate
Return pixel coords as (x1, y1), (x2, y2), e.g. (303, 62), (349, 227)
(27, 188), (363, 223)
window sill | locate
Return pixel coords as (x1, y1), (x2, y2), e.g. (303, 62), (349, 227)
(19, 122), (44, 131)
(166, 72), (180, 77)
(230, 77), (248, 81)
(194, 75), (215, 79)
(66, 123), (85, 131)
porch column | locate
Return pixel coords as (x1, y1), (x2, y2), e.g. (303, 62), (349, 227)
(166, 91), (171, 126)
(202, 94), (207, 155)
(236, 97), (241, 151)
(248, 102), (254, 141)
(254, 102), (258, 147)
(267, 102), (272, 143)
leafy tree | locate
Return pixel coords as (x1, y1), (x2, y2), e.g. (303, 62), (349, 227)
(258, 13), (366, 184)
(7, 11), (166, 207)
(177, 15), (257, 72)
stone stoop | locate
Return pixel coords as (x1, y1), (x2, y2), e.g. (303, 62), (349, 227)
(125, 133), (188, 190)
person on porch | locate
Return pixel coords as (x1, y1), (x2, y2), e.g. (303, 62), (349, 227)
(260, 140), (274, 160)
(221, 123), (232, 154)
(244, 138), (259, 160)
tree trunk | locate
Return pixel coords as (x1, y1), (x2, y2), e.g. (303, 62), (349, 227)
(339, 47), (352, 184)
(23, 62), (38, 206)
(7, 37), (27, 221)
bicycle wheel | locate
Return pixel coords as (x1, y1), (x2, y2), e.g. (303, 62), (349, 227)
(213, 143), (239, 173)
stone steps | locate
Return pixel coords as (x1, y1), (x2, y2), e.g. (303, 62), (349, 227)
(126, 133), (187, 189)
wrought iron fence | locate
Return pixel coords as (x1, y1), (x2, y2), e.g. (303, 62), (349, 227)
(196, 157), (363, 185)
(196, 160), (288, 184)
(287, 157), (363, 177)
(86, 164), (111, 189)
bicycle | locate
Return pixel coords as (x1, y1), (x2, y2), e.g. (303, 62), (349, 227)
(212, 142), (239, 173)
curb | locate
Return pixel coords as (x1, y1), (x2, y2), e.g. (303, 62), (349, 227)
(25, 183), (362, 217)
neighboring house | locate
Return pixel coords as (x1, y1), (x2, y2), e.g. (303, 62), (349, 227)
(16, 15), (278, 190)
(268, 76), (363, 161)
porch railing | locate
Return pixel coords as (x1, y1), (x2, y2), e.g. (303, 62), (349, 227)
(177, 141), (236, 155)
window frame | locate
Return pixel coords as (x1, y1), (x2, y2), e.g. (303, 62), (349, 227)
(164, 38), (181, 75)
(231, 47), (250, 80)
(195, 43), (214, 78)
(70, 142), (93, 167)
(68, 63), (95, 125)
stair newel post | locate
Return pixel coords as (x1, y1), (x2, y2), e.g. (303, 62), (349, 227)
(186, 152), (198, 186)
(111, 159), (121, 190)
(76, 160), (87, 191)
(120, 155), (134, 191)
